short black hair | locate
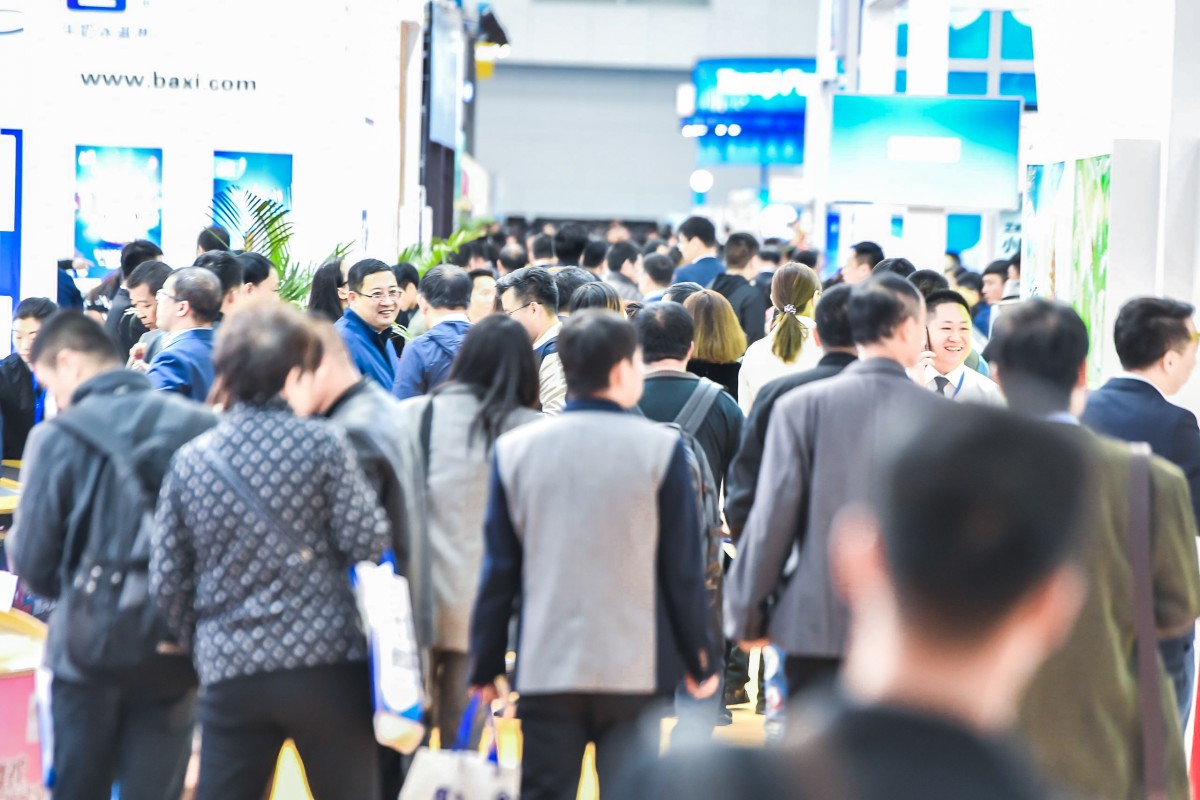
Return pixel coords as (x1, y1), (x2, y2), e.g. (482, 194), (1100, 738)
(606, 240), (641, 275)
(850, 241), (885, 268)
(908, 269), (950, 298)
(30, 311), (120, 367)
(634, 301), (694, 362)
(568, 281), (623, 313)
(955, 271), (983, 293)
(419, 264), (472, 309)
(531, 233), (555, 261)
(125, 260), (173, 294)
(678, 216), (717, 248)
(662, 281), (705, 305)
(193, 250), (245, 297)
(554, 267), (599, 310)
(872, 257), (916, 278)
(15, 297), (57, 322)
(1114, 297), (1196, 371)
(925, 289), (971, 317)
(496, 266), (559, 315)
(347, 258), (395, 293)
(236, 252), (275, 286)
(944, 251), (962, 268)
(393, 262), (420, 291)
(794, 249), (819, 269)
(553, 223), (589, 265)
(557, 309), (639, 397)
(846, 274), (923, 345)
(642, 254), (675, 288)
(120, 239), (163, 280)
(983, 259), (1010, 279)
(168, 267), (223, 324)
(724, 232), (760, 271)
(988, 299), (1089, 414)
(581, 238), (609, 270)
(814, 284), (854, 349)
(758, 247), (783, 266)
(197, 224), (231, 253)
(877, 402), (1088, 641)
(498, 244), (528, 274)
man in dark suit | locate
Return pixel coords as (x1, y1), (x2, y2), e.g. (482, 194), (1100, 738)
(1081, 296), (1200, 729)
(146, 267), (221, 402)
(991, 299), (1200, 800)
(724, 275), (944, 698)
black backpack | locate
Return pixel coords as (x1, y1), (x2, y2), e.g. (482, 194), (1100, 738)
(54, 402), (179, 671)
(638, 377), (726, 626)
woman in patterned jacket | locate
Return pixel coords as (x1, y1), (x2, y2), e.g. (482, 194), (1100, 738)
(151, 304), (392, 800)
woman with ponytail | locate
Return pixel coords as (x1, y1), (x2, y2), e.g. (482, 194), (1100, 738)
(737, 262), (823, 413)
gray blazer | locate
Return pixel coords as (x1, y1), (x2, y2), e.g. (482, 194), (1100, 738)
(724, 358), (944, 657)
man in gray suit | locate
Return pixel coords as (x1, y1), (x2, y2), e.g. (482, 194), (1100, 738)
(725, 273), (945, 696)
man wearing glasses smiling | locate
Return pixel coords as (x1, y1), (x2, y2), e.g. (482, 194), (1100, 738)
(334, 259), (402, 390)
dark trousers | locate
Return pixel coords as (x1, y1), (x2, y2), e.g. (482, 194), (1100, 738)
(784, 656), (842, 701)
(195, 663), (380, 800)
(518, 693), (662, 800)
(50, 676), (195, 800)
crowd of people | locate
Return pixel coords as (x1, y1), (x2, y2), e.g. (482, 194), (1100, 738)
(2, 216), (1199, 800)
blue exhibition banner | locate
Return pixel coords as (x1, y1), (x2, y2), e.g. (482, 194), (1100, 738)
(212, 150), (293, 249)
(0, 129), (21, 305)
(74, 145), (163, 273)
(828, 94), (1021, 210)
(693, 58), (816, 115)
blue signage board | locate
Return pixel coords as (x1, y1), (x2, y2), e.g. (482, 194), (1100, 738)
(213, 150), (293, 249)
(0, 129), (21, 306)
(828, 94), (1021, 209)
(693, 58), (816, 115)
(74, 145), (163, 273)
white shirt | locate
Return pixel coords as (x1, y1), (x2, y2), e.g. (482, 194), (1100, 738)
(737, 317), (823, 414)
(533, 322), (566, 415)
(926, 363), (1005, 406)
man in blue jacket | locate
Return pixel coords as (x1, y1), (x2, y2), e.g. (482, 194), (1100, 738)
(672, 216), (724, 287)
(146, 267), (221, 402)
(392, 264), (472, 400)
(335, 259), (402, 388)
(470, 311), (718, 800)
(1082, 295), (1200, 729)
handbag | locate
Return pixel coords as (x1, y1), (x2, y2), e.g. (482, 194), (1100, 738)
(1127, 442), (1168, 800)
(400, 695), (520, 800)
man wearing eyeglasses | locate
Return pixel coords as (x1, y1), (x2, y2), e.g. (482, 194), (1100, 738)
(335, 259), (403, 390)
(146, 267), (222, 402)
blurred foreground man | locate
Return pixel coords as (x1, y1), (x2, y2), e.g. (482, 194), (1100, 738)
(619, 403), (1091, 799)
(469, 311), (718, 800)
(990, 299), (1200, 800)
(8, 312), (216, 799)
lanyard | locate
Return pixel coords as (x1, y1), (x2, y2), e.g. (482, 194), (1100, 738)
(950, 370), (966, 398)
(32, 374), (46, 424)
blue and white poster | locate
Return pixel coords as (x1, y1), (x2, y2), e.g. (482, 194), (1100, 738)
(74, 145), (163, 273)
(0, 129), (21, 302)
(212, 150), (293, 249)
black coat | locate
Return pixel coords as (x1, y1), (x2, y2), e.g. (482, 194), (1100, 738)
(710, 273), (768, 344)
(0, 353), (37, 460)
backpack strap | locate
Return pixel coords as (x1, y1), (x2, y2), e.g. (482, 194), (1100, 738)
(673, 378), (723, 437)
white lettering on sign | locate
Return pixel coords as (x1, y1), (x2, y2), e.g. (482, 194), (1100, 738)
(714, 68), (809, 104)
(886, 135), (962, 164)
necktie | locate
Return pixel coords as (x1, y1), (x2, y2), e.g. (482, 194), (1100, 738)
(934, 376), (951, 396)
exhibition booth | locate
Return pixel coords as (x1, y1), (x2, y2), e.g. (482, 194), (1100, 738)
(0, 0), (432, 348)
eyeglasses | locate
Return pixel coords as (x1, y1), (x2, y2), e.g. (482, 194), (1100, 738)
(362, 290), (402, 303)
(505, 302), (533, 316)
(156, 290), (181, 303)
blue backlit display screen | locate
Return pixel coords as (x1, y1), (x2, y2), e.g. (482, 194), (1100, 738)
(693, 58), (816, 115)
(828, 94), (1021, 210)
